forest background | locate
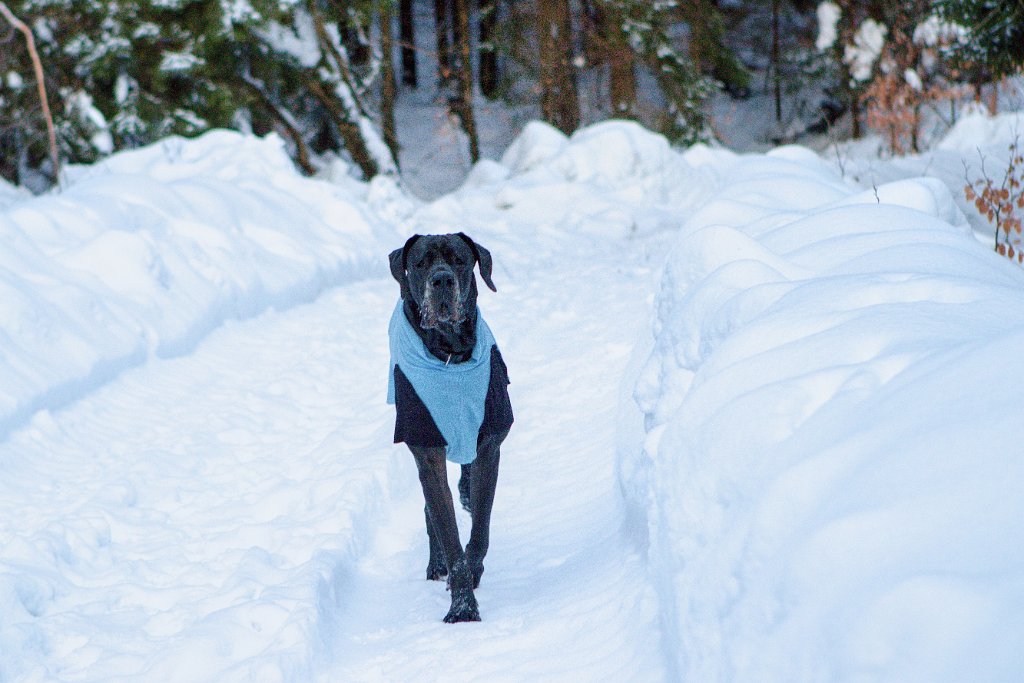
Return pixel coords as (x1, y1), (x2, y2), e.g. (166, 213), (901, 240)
(0, 0), (1022, 193)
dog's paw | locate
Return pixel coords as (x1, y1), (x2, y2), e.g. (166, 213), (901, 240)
(443, 592), (481, 623)
(426, 563), (448, 581)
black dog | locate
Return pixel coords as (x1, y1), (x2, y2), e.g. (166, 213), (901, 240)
(388, 233), (513, 623)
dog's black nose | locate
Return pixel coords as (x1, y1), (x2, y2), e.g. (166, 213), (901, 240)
(430, 271), (455, 290)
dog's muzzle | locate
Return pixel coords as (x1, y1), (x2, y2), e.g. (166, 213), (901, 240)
(420, 267), (464, 328)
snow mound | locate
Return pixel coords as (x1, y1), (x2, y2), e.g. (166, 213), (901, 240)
(498, 119), (711, 203)
(452, 119), (716, 239)
(937, 111), (1024, 153)
(499, 120), (570, 175)
(0, 130), (404, 443)
(627, 148), (1024, 681)
(0, 177), (29, 209)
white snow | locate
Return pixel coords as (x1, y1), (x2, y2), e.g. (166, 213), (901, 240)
(2, 110), (1024, 682)
(815, 1), (841, 52)
(844, 19), (888, 83)
(0, 130), (402, 445)
(904, 67), (923, 91)
(159, 51), (206, 73)
(913, 15), (969, 47)
(628, 139), (1024, 681)
(257, 12), (321, 69)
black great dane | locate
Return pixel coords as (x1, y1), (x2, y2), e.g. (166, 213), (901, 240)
(387, 233), (513, 623)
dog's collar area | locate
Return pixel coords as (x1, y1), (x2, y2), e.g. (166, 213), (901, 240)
(401, 298), (477, 365)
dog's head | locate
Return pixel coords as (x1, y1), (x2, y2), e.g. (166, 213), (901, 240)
(389, 233), (496, 329)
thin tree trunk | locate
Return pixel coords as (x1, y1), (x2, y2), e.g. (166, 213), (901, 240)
(479, 0), (498, 97)
(598, 3), (635, 117)
(435, 0), (453, 82)
(381, 1), (401, 166)
(451, 0), (464, 72)
(609, 48), (635, 117)
(537, 0), (579, 134)
(453, 0), (480, 161)
(851, 95), (862, 138)
(0, 1), (60, 184)
(400, 0), (417, 87)
(772, 0), (782, 123)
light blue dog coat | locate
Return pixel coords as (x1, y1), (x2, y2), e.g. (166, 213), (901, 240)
(387, 301), (496, 464)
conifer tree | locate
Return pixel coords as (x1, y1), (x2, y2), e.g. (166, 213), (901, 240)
(0, 0), (397, 185)
(537, 0), (580, 134)
(937, 0), (1024, 79)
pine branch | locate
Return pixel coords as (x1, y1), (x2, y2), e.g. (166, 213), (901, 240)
(241, 74), (317, 176)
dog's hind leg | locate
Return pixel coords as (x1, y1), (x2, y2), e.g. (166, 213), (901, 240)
(410, 445), (481, 623)
(465, 430), (506, 589)
(424, 506), (447, 580)
(458, 464), (472, 512)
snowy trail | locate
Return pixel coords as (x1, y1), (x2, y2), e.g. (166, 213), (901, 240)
(0, 211), (668, 680)
(0, 279), (405, 681)
(321, 242), (665, 681)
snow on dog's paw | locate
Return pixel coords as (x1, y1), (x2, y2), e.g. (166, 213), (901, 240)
(443, 593), (481, 623)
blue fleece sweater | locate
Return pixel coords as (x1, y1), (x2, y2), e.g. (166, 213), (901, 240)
(387, 301), (496, 464)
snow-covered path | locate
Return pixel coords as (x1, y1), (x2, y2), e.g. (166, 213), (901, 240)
(320, 240), (664, 681)
(0, 202), (667, 681)
(0, 278), (403, 681)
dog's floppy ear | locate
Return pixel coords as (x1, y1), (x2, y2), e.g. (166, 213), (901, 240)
(389, 235), (421, 297)
(456, 232), (497, 292)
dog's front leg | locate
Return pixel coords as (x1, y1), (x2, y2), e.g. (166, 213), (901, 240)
(465, 430), (506, 589)
(411, 445), (480, 623)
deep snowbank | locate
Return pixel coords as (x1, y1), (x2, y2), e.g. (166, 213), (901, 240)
(0, 130), (406, 443)
(627, 143), (1024, 681)
(833, 111), (1024, 242)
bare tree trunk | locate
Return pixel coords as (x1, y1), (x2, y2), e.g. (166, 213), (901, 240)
(851, 95), (862, 139)
(479, 0), (498, 97)
(609, 48), (635, 117)
(537, 0), (579, 134)
(772, 0), (782, 123)
(0, 1), (60, 184)
(435, 0), (453, 82)
(596, 2), (635, 117)
(400, 0), (417, 87)
(381, 1), (401, 166)
(453, 0), (480, 161)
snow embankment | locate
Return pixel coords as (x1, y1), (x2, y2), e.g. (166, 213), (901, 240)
(834, 110), (1024, 242)
(0, 131), (406, 442)
(625, 144), (1024, 681)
